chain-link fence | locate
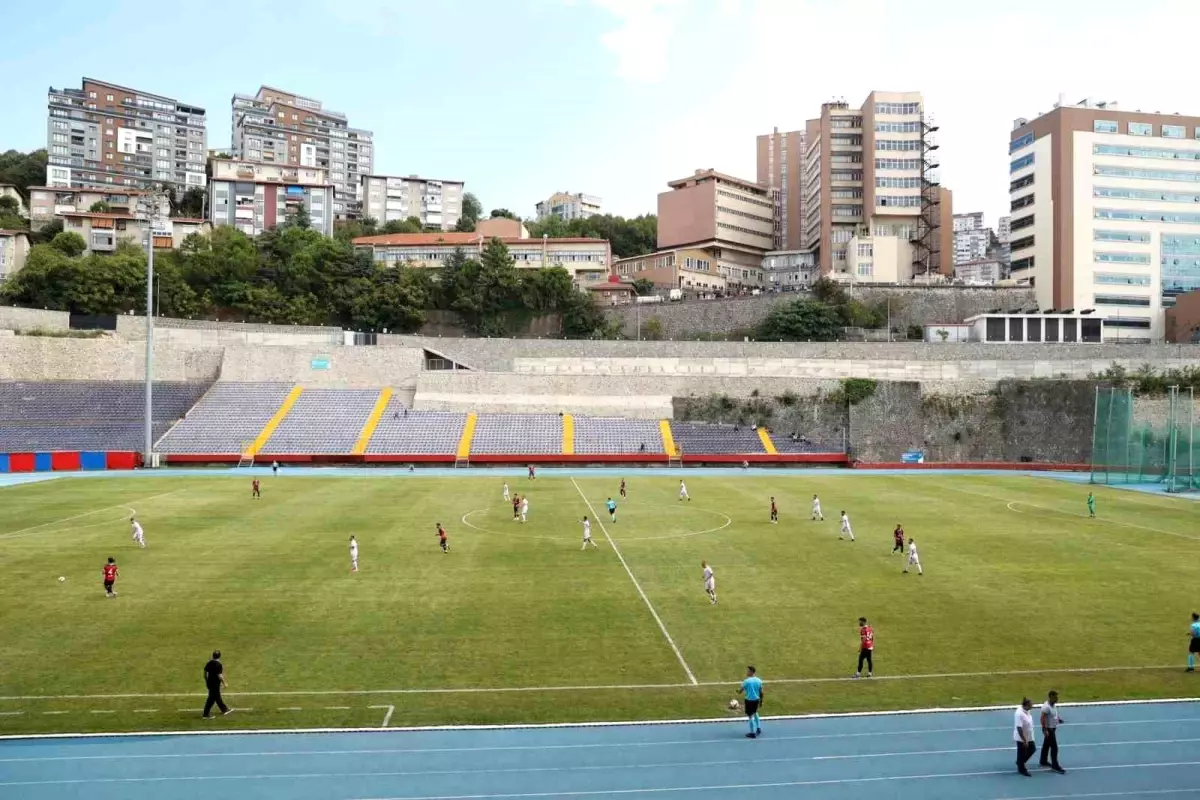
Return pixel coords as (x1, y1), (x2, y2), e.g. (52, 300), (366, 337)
(1090, 386), (1197, 492)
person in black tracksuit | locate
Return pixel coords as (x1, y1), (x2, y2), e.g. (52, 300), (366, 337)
(203, 650), (230, 718)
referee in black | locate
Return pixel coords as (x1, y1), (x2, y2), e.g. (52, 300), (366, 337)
(202, 650), (231, 718)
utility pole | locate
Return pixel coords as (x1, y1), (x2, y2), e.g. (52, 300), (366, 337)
(139, 190), (164, 468)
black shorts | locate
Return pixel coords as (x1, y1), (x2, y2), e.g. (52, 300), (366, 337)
(103, 580), (114, 591)
(745, 699), (760, 716)
(1189, 637), (1200, 654)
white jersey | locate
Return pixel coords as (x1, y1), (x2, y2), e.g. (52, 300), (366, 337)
(840, 514), (851, 532)
(350, 542), (359, 559)
(503, 484), (510, 499)
(131, 521), (143, 539)
(521, 498), (529, 513)
(812, 498), (822, 511)
(702, 566), (714, 588)
(908, 542), (919, 562)
(679, 482), (689, 496)
(582, 520), (592, 539)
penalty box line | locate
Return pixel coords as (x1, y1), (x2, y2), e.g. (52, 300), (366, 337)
(575, 479), (696, 685)
(0, 664), (1183, 702)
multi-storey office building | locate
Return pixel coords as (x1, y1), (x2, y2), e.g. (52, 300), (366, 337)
(756, 128), (805, 250)
(802, 92), (951, 283)
(535, 192), (602, 221)
(46, 78), (207, 192)
(612, 248), (727, 294)
(208, 159), (335, 237)
(361, 175), (464, 230)
(231, 86), (372, 219)
(1008, 97), (1200, 341)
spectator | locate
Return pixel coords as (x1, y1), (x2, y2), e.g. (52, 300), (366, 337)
(1014, 697), (1037, 776)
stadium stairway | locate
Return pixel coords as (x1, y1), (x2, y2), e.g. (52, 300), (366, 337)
(455, 413), (478, 461)
(244, 385), (304, 458)
(758, 427), (778, 454)
(352, 388), (393, 455)
(562, 413), (574, 455)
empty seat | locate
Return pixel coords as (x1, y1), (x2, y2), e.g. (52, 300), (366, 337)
(669, 422), (766, 455)
(366, 397), (466, 455)
(155, 383), (294, 454)
(260, 389), (380, 455)
(574, 416), (664, 454)
(471, 414), (561, 455)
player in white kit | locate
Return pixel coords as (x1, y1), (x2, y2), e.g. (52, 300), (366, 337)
(502, 482), (510, 502)
(581, 516), (598, 550)
(811, 494), (824, 521)
(349, 535), (359, 572)
(679, 480), (690, 501)
(702, 561), (717, 605)
(130, 517), (145, 548)
(904, 538), (922, 575)
(839, 511), (855, 541)
(520, 495), (529, 523)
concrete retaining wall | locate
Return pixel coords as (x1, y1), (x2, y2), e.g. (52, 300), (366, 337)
(0, 307), (70, 332)
(0, 338), (223, 382)
(218, 345), (424, 387)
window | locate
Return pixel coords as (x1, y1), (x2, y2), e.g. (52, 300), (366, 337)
(1095, 208), (1200, 224)
(876, 176), (922, 189)
(1011, 256), (1035, 271)
(876, 139), (921, 151)
(1063, 318), (1078, 342)
(986, 317), (1005, 342)
(1093, 165), (1200, 182)
(1045, 318), (1059, 342)
(1163, 125), (1186, 139)
(1094, 295), (1151, 307)
(1011, 194), (1035, 211)
(857, 262), (873, 277)
(1010, 154), (1035, 173)
(1095, 186), (1200, 204)
(1128, 122), (1152, 136)
(857, 243), (874, 257)
(1010, 132), (1035, 153)
(88, 91), (96, 99)
(1010, 214), (1035, 231)
(1094, 144), (1200, 161)
(877, 195), (921, 208)
(1027, 317), (1042, 342)
(1095, 251), (1151, 264)
(875, 102), (920, 115)
(875, 158), (921, 171)
(1010, 235), (1035, 251)
(1094, 230), (1151, 243)
(1094, 120), (1118, 133)
(1010, 174), (1035, 192)
(877, 121), (922, 133)
(105, 94), (114, 102)
(1008, 318), (1024, 342)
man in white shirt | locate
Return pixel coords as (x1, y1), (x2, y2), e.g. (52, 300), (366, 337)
(1039, 690), (1066, 773)
(811, 494), (823, 521)
(904, 539), (922, 575)
(502, 482), (510, 502)
(701, 561), (716, 605)
(1014, 697), (1037, 777)
(349, 536), (359, 572)
(130, 517), (146, 548)
(581, 516), (598, 550)
(839, 511), (855, 541)
(520, 495), (529, 523)
(679, 480), (690, 502)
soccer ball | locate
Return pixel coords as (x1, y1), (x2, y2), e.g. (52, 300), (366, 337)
(58, 576), (65, 582)
(728, 699), (739, 710)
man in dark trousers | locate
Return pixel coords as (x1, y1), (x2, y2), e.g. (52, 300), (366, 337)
(1039, 690), (1066, 773)
(203, 650), (231, 718)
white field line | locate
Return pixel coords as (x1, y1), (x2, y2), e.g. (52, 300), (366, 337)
(0, 489), (187, 540)
(370, 704), (395, 728)
(934, 483), (1200, 542)
(0, 663), (1180, 702)
(570, 478), (697, 686)
(3, 697), (1197, 742)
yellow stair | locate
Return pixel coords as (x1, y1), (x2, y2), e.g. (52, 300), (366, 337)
(456, 413), (478, 459)
(562, 413), (575, 455)
(757, 427), (778, 455)
(659, 420), (678, 458)
(244, 385), (303, 457)
(352, 388), (393, 455)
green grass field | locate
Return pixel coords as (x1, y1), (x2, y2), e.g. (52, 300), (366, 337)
(1, 471), (1197, 735)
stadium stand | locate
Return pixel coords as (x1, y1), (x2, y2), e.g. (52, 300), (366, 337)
(260, 388), (380, 455)
(155, 383), (294, 455)
(574, 416), (665, 455)
(365, 397), (467, 456)
(774, 434), (843, 454)
(471, 414), (562, 455)
(0, 380), (208, 452)
(669, 421), (766, 455)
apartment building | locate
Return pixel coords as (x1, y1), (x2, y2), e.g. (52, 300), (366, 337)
(955, 258), (1003, 284)
(352, 232), (611, 286)
(208, 158), (335, 237)
(756, 128), (805, 250)
(762, 249), (819, 290)
(657, 169), (775, 288)
(535, 191), (602, 221)
(59, 211), (209, 254)
(26, 185), (166, 230)
(231, 86), (372, 219)
(612, 248), (727, 294)
(953, 211), (991, 265)
(0, 230), (32, 282)
(801, 92), (952, 283)
(1008, 96), (1200, 341)
(361, 175), (464, 231)
(46, 78), (206, 192)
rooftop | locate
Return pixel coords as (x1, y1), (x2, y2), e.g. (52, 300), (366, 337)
(667, 169), (768, 194)
(353, 232), (607, 247)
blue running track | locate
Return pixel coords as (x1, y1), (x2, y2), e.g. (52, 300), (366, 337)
(2, 701), (1198, 800)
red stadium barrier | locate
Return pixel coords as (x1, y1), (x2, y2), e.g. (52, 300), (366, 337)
(105, 451), (140, 470)
(8, 452), (35, 472)
(51, 451), (81, 471)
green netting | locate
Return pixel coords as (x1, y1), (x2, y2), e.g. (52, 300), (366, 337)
(1090, 386), (1198, 492)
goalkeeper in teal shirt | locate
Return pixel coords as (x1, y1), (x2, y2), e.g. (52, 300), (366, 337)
(1188, 613), (1200, 672)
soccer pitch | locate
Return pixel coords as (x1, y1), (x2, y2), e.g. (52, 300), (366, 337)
(1, 471), (1197, 736)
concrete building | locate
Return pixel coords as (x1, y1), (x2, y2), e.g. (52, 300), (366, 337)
(536, 192), (602, 221)
(802, 92), (952, 283)
(612, 247), (728, 295)
(207, 158), (335, 237)
(955, 258), (1003, 284)
(0, 230), (31, 282)
(46, 78), (206, 192)
(953, 212), (991, 265)
(762, 249), (818, 290)
(475, 217), (528, 239)
(231, 86), (372, 220)
(0, 184), (28, 218)
(1164, 289), (1200, 343)
(757, 128), (806, 250)
(353, 232), (611, 287)
(657, 169), (775, 289)
(59, 210), (209, 254)
(361, 175), (464, 230)
(27, 186), (167, 230)
(1008, 96), (1200, 342)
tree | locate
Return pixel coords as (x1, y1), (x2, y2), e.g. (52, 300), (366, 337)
(29, 219), (62, 245)
(89, 201), (111, 213)
(527, 213), (657, 259)
(0, 196), (19, 214)
(489, 208), (518, 220)
(285, 206), (311, 230)
(757, 299), (843, 342)
(0, 149), (48, 197)
(455, 192), (482, 232)
(174, 187), (205, 218)
(631, 278), (655, 296)
(50, 231), (87, 257)
(381, 218), (421, 235)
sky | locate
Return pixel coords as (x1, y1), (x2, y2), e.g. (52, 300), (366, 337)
(1, 0), (1197, 229)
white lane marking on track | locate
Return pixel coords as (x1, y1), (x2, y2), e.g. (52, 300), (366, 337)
(0, 489), (187, 540)
(812, 736), (1200, 760)
(988, 789), (1198, 800)
(0, 664), (1178, 701)
(369, 704), (394, 728)
(571, 477), (697, 685)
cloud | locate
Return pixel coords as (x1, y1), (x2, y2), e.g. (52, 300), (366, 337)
(588, 0), (688, 83)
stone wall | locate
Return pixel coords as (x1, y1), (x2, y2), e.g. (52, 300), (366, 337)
(219, 345), (424, 387)
(0, 307), (70, 332)
(0, 338), (223, 382)
(602, 286), (1039, 340)
(116, 315), (342, 346)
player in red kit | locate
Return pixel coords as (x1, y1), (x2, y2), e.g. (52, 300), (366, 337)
(770, 497), (778, 524)
(892, 524), (905, 554)
(619, 478), (627, 499)
(528, 464), (536, 480)
(854, 617), (874, 678)
(512, 494), (521, 521)
(435, 523), (449, 553)
(252, 479), (260, 499)
(102, 557), (119, 598)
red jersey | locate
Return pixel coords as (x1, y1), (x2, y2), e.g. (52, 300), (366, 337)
(894, 528), (905, 544)
(436, 527), (447, 541)
(103, 564), (118, 582)
(528, 466), (535, 477)
(860, 625), (874, 650)
(252, 480), (260, 490)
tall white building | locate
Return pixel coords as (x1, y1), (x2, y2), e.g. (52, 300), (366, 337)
(1009, 97), (1200, 342)
(952, 212), (990, 265)
(361, 175), (464, 230)
(535, 191), (601, 221)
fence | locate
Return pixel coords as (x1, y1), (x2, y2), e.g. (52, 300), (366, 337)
(1090, 386), (1197, 492)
